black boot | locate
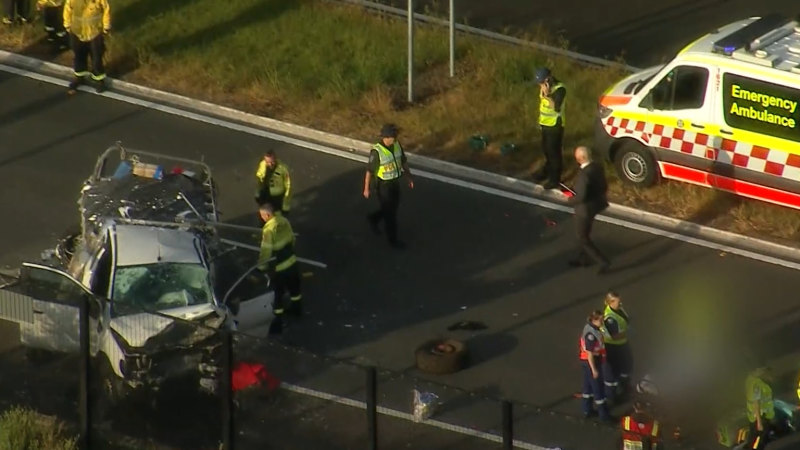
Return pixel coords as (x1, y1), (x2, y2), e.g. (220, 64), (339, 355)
(67, 76), (84, 93)
(94, 78), (106, 93)
(287, 300), (303, 317)
(268, 315), (284, 335)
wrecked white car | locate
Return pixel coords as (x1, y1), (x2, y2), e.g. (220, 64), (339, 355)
(0, 143), (274, 397)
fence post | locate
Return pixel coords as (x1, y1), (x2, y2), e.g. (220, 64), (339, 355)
(502, 400), (513, 450)
(366, 366), (378, 450)
(220, 329), (234, 450)
(78, 296), (90, 450)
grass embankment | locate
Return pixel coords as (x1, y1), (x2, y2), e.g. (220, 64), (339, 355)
(1, 0), (799, 244)
(0, 406), (77, 450)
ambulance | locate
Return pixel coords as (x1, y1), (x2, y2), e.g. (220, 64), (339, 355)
(594, 14), (800, 210)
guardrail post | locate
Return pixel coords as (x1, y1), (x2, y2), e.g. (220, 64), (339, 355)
(78, 296), (90, 450)
(366, 366), (378, 450)
(502, 400), (513, 450)
(221, 329), (234, 450)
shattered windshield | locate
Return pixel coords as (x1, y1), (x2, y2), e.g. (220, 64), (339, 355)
(111, 263), (213, 315)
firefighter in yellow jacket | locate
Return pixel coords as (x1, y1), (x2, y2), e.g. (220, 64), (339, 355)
(63, 0), (110, 93)
(257, 202), (302, 335)
(255, 149), (292, 216)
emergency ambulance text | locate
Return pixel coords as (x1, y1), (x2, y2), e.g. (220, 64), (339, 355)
(729, 84), (797, 129)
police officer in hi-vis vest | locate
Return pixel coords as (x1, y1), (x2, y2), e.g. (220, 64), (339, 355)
(603, 291), (633, 399)
(532, 67), (566, 190)
(363, 123), (414, 249)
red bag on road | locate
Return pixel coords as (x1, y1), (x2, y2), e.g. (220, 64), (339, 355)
(232, 361), (281, 392)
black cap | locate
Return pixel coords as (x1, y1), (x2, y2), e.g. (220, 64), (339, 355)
(380, 123), (398, 138)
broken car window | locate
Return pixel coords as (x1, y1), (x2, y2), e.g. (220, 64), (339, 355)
(111, 263), (213, 315)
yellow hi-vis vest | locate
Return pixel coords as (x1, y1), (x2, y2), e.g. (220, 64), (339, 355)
(258, 214), (296, 272)
(63, 0), (111, 42)
(374, 142), (404, 181)
(745, 373), (775, 423)
(603, 305), (629, 346)
(539, 82), (565, 127)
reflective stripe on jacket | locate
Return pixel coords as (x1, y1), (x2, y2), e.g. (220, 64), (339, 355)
(63, 0), (110, 42)
(374, 141), (404, 180)
(38, 0), (65, 7)
(603, 305), (629, 345)
(258, 214), (297, 272)
(621, 415), (660, 449)
(539, 82), (565, 127)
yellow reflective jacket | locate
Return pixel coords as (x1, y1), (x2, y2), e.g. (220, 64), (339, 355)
(255, 160), (292, 211)
(258, 214), (297, 272)
(63, 0), (110, 42)
(745, 372), (775, 423)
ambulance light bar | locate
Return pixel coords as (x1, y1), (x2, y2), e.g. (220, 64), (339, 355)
(712, 13), (790, 55)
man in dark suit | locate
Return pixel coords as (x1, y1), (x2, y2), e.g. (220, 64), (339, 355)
(568, 146), (611, 274)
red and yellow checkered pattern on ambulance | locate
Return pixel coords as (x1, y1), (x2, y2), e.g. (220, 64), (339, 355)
(593, 14), (800, 210)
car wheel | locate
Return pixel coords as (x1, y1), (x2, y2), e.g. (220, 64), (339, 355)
(415, 339), (468, 375)
(91, 355), (130, 406)
(613, 140), (659, 187)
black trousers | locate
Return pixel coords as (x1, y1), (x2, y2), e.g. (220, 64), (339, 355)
(575, 211), (609, 265)
(3, 0), (29, 20)
(42, 5), (65, 42)
(70, 33), (105, 80)
(605, 343), (633, 387)
(272, 264), (301, 315)
(368, 179), (401, 243)
(540, 125), (564, 185)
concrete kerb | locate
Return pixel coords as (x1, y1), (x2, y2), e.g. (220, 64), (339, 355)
(2, 49), (800, 265)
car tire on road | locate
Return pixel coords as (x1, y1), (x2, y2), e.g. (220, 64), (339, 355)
(613, 140), (659, 187)
(415, 338), (468, 375)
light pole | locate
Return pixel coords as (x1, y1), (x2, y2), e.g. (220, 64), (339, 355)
(407, 0), (414, 103)
(449, 0), (455, 78)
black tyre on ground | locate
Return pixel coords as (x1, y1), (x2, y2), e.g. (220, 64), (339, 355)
(415, 339), (468, 375)
(613, 140), (659, 187)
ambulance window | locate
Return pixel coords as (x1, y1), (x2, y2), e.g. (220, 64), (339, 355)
(648, 66), (709, 111)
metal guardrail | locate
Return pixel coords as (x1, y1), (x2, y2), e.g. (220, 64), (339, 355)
(327, 0), (641, 72)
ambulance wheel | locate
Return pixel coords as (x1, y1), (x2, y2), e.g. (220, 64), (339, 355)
(415, 339), (468, 375)
(614, 141), (658, 187)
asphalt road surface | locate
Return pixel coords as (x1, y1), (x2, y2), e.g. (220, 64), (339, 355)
(379, 0), (800, 67)
(3, 70), (800, 449)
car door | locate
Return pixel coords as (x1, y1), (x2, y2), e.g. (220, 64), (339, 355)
(639, 63), (717, 176)
(1, 263), (105, 355)
(221, 264), (274, 336)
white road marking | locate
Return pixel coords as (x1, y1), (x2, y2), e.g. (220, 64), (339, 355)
(281, 382), (555, 450)
(2, 62), (798, 271)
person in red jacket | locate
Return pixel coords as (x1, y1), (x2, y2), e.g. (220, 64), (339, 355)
(619, 398), (664, 450)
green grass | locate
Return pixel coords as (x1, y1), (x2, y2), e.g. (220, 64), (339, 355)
(2, 0), (800, 244)
(0, 406), (77, 450)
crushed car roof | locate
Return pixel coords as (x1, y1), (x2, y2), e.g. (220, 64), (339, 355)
(113, 224), (204, 267)
(80, 172), (215, 228)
